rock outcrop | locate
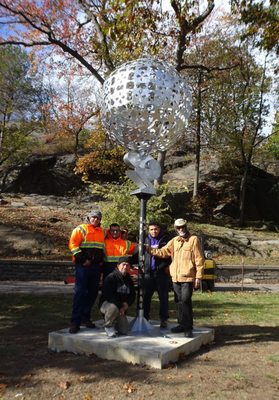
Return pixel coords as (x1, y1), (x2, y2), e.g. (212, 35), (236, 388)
(1, 154), (83, 196)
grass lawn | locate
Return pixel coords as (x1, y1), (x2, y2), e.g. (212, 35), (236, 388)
(0, 291), (279, 400)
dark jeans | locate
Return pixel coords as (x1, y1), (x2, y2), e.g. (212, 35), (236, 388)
(71, 264), (101, 325)
(173, 282), (193, 331)
(143, 273), (170, 321)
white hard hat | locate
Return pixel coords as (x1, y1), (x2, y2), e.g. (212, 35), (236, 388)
(174, 218), (187, 228)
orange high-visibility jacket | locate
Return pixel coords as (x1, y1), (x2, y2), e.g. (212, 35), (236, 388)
(69, 223), (105, 263)
(104, 232), (137, 264)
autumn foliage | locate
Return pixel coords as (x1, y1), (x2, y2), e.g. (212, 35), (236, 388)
(75, 126), (126, 182)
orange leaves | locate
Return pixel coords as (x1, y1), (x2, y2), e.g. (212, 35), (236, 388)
(122, 382), (137, 393)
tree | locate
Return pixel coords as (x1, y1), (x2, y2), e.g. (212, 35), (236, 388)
(231, 0), (279, 55)
(74, 123), (126, 182)
(0, 45), (42, 172)
(0, 0), (216, 187)
(174, 17), (240, 197)
(199, 37), (272, 225)
(264, 111), (279, 159)
(0, 0), (163, 81)
(154, 0), (215, 185)
(39, 76), (99, 156)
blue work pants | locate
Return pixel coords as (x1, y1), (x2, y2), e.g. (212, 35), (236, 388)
(71, 264), (101, 325)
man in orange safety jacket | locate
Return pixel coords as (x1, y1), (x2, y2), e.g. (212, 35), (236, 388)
(68, 209), (105, 334)
(103, 223), (138, 279)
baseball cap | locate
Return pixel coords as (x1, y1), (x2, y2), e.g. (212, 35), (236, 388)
(174, 218), (187, 228)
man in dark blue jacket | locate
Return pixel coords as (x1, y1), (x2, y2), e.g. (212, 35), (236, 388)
(143, 221), (171, 328)
(100, 256), (136, 338)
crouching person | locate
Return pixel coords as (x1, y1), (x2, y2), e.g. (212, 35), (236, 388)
(100, 256), (136, 338)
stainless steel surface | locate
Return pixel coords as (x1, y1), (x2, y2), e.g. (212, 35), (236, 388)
(101, 57), (192, 154)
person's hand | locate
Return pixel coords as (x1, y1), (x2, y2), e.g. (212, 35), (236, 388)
(82, 259), (91, 267)
(194, 278), (201, 289)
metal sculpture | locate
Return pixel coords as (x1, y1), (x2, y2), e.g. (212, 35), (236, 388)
(100, 57), (192, 333)
(101, 57), (192, 154)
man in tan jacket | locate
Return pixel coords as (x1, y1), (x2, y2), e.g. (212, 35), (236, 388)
(146, 218), (204, 338)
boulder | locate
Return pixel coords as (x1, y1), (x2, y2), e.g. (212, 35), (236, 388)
(2, 155), (83, 196)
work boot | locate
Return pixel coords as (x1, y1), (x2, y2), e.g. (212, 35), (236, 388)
(69, 323), (80, 334)
(184, 330), (193, 338)
(83, 320), (96, 328)
(171, 325), (185, 333)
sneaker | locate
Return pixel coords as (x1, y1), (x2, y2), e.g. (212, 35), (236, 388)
(184, 330), (193, 338)
(83, 320), (96, 329)
(160, 320), (168, 329)
(69, 323), (80, 334)
(105, 326), (118, 338)
(171, 325), (185, 333)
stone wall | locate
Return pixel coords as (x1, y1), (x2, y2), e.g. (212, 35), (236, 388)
(215, 265), (279, 283)
(0, 259), (74, 282)
(0, 259), (279, 283)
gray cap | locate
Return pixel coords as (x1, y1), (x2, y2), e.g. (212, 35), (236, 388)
(174, 218), (187, 227)
(88, 210), (102, 219)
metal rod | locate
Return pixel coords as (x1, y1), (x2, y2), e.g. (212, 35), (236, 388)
(137, 196), (147, 311)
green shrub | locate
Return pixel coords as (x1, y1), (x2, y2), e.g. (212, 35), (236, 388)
(90, 179), (173, 239)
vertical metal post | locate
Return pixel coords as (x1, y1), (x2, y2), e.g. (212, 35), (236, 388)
(130, 194), (154, 333)
(137, 196), (147, 311)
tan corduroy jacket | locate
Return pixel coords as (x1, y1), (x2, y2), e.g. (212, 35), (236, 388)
(149, 234), (204, 283)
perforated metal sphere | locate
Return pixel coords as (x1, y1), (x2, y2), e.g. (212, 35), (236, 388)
(100, 57), (192, 154)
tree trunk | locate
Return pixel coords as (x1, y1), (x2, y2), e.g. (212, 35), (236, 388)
(239, 163), (248, 227)
(193, 71), (202, 198)
(154, 150), (166, 186)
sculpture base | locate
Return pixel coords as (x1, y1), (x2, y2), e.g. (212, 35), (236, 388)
(48, 318), (214, 369)
(129, 309), (156, 334)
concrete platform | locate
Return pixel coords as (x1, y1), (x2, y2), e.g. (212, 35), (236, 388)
(48, 318), (214, 369)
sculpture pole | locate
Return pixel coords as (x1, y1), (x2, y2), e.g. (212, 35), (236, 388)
(132, 193), (153, 332)
(100, 57), (192, 334)
(123, 151), (161, 332)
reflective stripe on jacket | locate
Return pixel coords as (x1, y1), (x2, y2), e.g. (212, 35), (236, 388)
(104, 234), (137, 263)
(69, 224), (105, 256)
(150, 235), (204, 283)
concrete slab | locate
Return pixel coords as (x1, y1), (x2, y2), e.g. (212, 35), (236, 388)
(48, 318), (214, 369)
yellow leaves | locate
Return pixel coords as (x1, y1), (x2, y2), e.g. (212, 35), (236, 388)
(75, 128), (126, 180)
(123, 382), (137, 393)
(83, 393), (93, 400)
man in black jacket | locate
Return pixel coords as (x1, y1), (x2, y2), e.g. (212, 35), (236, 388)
(100, 256), (136, 338)
(143, 221), (171, 328)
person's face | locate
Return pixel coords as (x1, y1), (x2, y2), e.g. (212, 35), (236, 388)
(89, 216), (101, 227)
(117, 262), (131, 275)
(176, 225), (187, 237)
(148, 225), (160, 238)
(110, 226), (121, 239)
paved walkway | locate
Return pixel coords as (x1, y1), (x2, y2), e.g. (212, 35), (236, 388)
(0, 281), (279, 294)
